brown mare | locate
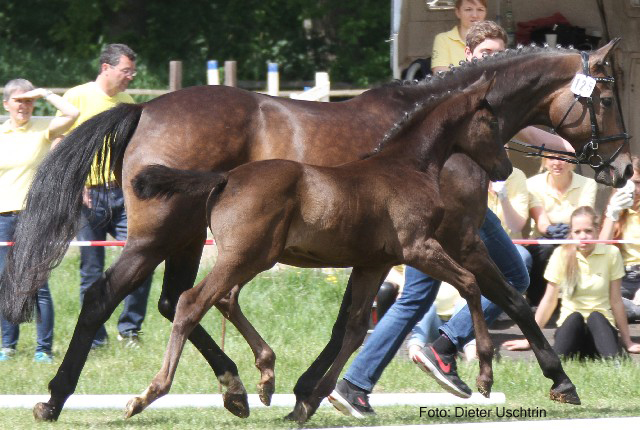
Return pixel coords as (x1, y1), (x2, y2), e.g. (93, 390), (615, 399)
(0, 40), (630, 422)
(125, 77), (512, 421)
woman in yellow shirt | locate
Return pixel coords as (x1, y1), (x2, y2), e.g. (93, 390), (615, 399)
(600, 156), (640, 321)
(525, 156), (597, 305)
(0, 79), (78, 363)
(504, 206), (640, 358)
(431, 0), (487, 73)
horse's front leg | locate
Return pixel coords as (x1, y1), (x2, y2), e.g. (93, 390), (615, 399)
(409, 238), (494, 397)
(466, 251), (580, 404)
(215, 284), (276, 407)
(157, 240), (249, 418)
(34, 246), (162, 422)
(285, 277), (353, 421)
(124, 258), (258, 419)
(294, 266), (388, 424)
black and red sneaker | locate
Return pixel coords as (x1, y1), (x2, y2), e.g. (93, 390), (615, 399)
(412, 345), (472, 398)
(328, 379), (375, 418)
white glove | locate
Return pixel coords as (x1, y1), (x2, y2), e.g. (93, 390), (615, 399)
(490, 181), (508, 200)
(605, 182), (634, 221)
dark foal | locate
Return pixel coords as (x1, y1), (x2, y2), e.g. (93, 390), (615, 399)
(0, 40), (629, 422)
(126, 77), (512, 421)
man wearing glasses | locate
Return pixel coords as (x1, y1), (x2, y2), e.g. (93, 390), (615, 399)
(58, 43), (151, 350)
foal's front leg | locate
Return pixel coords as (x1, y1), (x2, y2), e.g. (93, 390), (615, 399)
(408, 238), (495, 397)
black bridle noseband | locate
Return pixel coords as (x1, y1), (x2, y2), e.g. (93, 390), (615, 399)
(508, 50), (629, 169)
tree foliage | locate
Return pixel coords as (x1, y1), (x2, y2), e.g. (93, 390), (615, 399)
(0, 0), (390, 89)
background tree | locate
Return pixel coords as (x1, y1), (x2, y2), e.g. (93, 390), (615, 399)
(0, 0), (390, 95)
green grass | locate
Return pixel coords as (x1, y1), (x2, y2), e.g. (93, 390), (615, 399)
(2, 249), (640, 428)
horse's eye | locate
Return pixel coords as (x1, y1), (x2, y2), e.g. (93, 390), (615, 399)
(601, 97), (613, 107)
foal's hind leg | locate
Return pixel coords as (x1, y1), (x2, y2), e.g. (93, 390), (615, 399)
(33, 245), (162, 422)
(408, 238), (495, 397)
(157, 239), (250, 417)
(464, 251), (580, 404)
(293, 266), (388, 424)
(215, 285), (277, 407)
(124, 256), (263, 418)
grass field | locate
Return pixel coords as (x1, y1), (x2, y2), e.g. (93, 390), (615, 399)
(1, 248), (639, 429)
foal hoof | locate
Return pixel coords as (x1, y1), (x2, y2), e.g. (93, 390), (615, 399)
(550, 384), (581, 405)
(258, 380), (275, 406)
(476, 378), (493, 398)
(223, 391), (250, 418)
(124, 396), (147, 419)
(33, 402), (59, 422)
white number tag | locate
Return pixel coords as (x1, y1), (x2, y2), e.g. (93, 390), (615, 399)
(570, 73), (596, 97)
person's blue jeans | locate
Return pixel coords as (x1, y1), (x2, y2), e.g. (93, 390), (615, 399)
(344, 209), (529, 392)
(0, 213), (54, 354)
(78, 187), (152, 345)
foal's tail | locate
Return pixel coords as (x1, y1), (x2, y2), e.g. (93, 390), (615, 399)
(132, 164), (228, 201)
(0, 103), (143, 323)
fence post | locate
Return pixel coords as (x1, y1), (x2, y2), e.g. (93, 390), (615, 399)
(207, 60), (220, 85)
(169, 61), (183, 91)
(224, 61), (237, 87)
(267, 62), (279, 96)
(315, 72), (330, 102)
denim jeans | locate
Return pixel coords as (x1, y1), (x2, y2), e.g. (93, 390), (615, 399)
(0, 213), (54, 353)
(78, 187), (152, 344)
(344, 209), (529, 392)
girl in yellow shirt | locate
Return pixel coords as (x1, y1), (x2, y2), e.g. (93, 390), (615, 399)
(504, 206), (640, 358)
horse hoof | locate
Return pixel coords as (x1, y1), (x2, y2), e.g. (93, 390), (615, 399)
(124, 397), (146, 419)
(550, 385), (581, 405)
(33, 402), (58, 421)
(258, 380), (275, 406)
(223, 391), (250, 418)
(283, 411), (296, 421)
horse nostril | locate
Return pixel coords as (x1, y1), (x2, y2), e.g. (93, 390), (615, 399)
(624, 164), (633, 180)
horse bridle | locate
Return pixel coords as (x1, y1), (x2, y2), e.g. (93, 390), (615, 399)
(508, 50), (630, 169)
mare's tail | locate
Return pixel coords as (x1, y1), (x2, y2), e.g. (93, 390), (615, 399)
(0, 103), (143, 323)
(132, 164), (228, 201)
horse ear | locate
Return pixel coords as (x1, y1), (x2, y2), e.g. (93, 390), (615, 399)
(466, 71), (497, 103)
(590, 37), (621, 66)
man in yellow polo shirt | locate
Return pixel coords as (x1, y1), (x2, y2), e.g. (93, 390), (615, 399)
(60, 43), (151, 349)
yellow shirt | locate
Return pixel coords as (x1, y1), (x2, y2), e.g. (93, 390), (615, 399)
(431, 27), (466, 70)
(527, 171), (597, 237)
(60, 82), (134, 185)
(434, 282), (462, 320)
(544, 244), (624, 326)
(487, 167), (529, 239)
(0, 118), (51, 212)
(619, 208), (640, 266)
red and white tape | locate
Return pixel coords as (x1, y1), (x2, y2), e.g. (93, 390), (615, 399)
(0, 239), (639, 247)
(0, 239), (217, 247)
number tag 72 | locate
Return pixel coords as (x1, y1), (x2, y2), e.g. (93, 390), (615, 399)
(570, 74), (597, 97)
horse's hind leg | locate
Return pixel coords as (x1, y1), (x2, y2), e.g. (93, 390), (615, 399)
(124, 257), (261, 418)
(215, 285), (276, 407)
(33, 245), (162, 422)
(293, 266), (388, 424)
(157, 239), (249, 417)
(465, 251), (580, 404)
